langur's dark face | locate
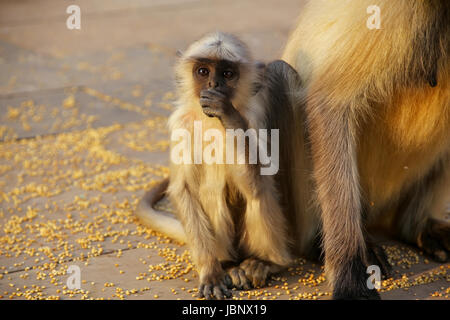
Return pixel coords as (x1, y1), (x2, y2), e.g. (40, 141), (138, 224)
(192, 58), (240, 98)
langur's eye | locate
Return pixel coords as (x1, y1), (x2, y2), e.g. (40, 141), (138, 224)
(198, 68), (209, 76)
(223, 70), (234, 79)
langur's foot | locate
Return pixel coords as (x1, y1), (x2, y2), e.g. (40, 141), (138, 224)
(417, 218), (450, 262)
(367, 242), (393, 279)
(239, 258), (280, 288)
(225, 266), (252, 290)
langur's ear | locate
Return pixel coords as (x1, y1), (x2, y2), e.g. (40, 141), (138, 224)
(176, 50), (183, 58)
(250, 61), (266, 96)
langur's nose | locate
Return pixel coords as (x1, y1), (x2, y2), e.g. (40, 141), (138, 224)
(209, 81), (219, 88)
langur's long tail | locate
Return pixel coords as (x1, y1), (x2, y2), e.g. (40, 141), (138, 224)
(135, 178), (187, 243)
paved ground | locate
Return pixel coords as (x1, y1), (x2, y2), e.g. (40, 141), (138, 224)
(0, 0), (449, 300)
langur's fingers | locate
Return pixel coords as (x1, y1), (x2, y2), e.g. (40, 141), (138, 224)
(213, 286), (224, 300)
(243, 259), (258, 280)
(199, 98), (217, 107)
(200, 107), (219, 119)
(200, 89), (227, 100)
(203, 284), (213, 300)
(254, 263), (270, 287)
(225, 290), (232, 298)
(199, 93), (213, 101)
(200, 90), (216, 100)
(227, 268), (241, 288)
(224, 274), (232, 288)
(199, 98), (211, 108)
(238, 268), (252, 290)
(206, 88), (227, 96)
(220, 284), (232, 298)
(200, 98), (222, 110)
(198, 284), (205, 298)
(227, 267), (250, 289)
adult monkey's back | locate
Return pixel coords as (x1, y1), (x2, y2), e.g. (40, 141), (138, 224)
(283, 0), (450, 299)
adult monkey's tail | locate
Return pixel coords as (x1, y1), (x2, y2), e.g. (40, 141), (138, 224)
(135, 178), (187, 243)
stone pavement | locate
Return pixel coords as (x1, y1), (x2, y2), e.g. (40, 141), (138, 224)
(0, 0), (448, 300)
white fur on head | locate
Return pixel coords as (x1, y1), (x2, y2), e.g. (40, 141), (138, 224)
(183, 32), (252, 64)
(174, 32), (255, 113)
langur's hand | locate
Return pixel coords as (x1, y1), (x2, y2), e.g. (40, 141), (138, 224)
(200, 89), (234, 119)
(198, 271), (233, 300)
